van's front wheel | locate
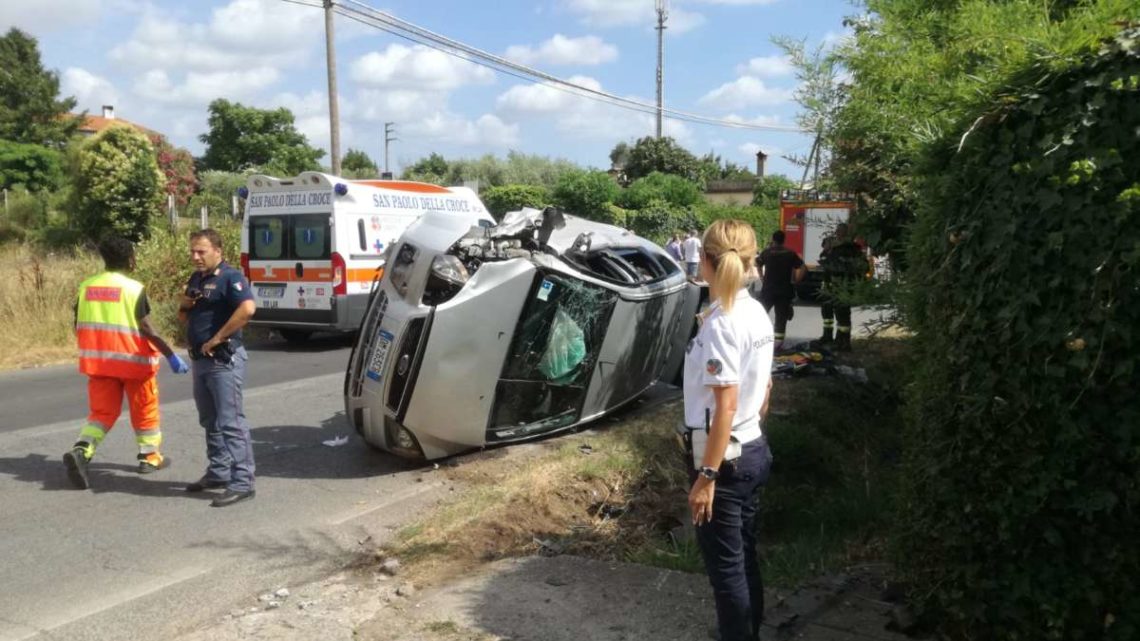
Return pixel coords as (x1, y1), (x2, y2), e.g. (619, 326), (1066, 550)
(279, 329), (312, 344)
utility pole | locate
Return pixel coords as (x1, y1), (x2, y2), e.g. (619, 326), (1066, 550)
(324, 0), (342, 175)
(384, 122), (398, 176)
(655, 0), (668, 139)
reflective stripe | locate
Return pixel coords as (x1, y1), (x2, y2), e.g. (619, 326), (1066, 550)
(75, 321), (145, 338)
(822, 320), (835, 327)
(78, 350), (161, 366)
(837, 326), (852, 333)
(136, 431), (162, 454)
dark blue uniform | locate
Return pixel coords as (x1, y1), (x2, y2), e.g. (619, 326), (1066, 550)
(186, 262), (256, 493)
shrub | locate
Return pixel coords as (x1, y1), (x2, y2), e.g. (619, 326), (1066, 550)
(0, 139), (63, 192)
(72, 125), (165, 241)
(186, 191), (232, 222)
(616, 171), (703, 210)
(551, 170), (619, 224)
(901, 29), (1140, 640)
(480, 184), (549, 220)
(695, 203), (779, 242)
(625, 199), (699, 244)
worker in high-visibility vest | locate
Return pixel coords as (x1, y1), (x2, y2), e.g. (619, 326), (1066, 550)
(63, 236), (190, 490)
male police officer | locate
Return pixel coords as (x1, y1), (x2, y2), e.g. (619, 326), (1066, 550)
(64, 236), (190, 489)
(818, 223), (867, 352)
(178, 229), (257, 507)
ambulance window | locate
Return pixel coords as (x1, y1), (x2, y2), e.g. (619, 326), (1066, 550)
(292, 214), (330, 260)
(357, 219), (367, 251)
(251, 217), (285, 260)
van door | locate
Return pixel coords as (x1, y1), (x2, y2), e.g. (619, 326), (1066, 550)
(249, 212), (335, 325)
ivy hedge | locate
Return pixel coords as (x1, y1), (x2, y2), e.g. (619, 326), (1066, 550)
(901, 28), (1139, 640)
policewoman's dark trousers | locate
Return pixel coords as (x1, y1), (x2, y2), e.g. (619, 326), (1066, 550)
(191, 346), (255, 492)
(695, 438), (773, 641)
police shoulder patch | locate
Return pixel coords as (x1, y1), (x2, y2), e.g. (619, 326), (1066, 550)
(706, 359), (723, 376)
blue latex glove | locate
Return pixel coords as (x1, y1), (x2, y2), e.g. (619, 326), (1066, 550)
(167, 354), (190, 374)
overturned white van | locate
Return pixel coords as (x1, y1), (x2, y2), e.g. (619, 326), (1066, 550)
(344, 207), (700, 460)
(239, 172), (492, 342)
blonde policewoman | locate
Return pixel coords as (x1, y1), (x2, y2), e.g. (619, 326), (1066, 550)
(682, 219), (775, 641)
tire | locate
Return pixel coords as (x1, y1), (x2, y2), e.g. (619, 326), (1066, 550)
(279, 329), (312, 344)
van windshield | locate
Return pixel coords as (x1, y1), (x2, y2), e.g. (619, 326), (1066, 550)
(249, 213), (330, 260)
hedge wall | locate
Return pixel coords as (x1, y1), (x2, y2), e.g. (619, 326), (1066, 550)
(901, 28), (1139, 640)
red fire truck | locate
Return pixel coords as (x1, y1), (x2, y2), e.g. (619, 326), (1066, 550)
(778, 189), (862, 298)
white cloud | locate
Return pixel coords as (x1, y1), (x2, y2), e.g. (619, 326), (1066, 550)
(564, 0), (706, 34)
(133, 68), (281, 105)
(735, 55), (793, 78)
(723, 113), (784, 127)
(407, 113), (519, 148)
(504, 34), (619, 66)
(351, 44), (495, 91)
(0, 0), (104, 31)
(692, 0), (779, 4)
(496, 78), (692, 145)
(109, 0), (318, 73)
(698, 76), (793, 110)
(497, 76), (604, 114)
(62, 68), (120, 113)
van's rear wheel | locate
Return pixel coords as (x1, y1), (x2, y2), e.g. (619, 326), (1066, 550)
(279, 329), (312, 344)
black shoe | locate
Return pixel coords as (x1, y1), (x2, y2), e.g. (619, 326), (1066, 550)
(836, 334), (853, 352)
(185, 476), (228, 493)
(63, 448), (90, 490)
(211, 489), (256, 507)
(137, 455), (171, 474)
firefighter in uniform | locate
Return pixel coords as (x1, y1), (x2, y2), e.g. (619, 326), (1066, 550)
(63, 237), (190, 490)
(818, 223), (866, 352)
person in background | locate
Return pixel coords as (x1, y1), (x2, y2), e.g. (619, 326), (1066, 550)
(63, 236), (190, 490)
(682, 229), (703, 280)
(179, 228), (257, 507)
(757, 230), (806, 350)
(666, 233), (684, 263)
(818, 223), (866, 352)
(680, 219), (775, 641)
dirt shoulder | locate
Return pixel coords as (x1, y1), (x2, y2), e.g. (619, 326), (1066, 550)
(174, 338), (910, 641)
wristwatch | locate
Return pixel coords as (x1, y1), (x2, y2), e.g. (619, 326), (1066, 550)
(698, 466), (720, 480)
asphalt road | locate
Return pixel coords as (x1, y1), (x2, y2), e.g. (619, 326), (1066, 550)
(0, 305), (883, 641)
(0, 334), (356, 434)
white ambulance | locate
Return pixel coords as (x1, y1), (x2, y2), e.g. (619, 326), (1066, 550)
(239, 172), (492, 342)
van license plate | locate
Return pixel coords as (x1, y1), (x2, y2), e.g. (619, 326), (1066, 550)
(366, 330), (394, 382)
(257, 286), (285, 298)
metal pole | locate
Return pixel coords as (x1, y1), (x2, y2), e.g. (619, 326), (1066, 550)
(324, 0), (342, 175)
(200, 205), (208, 229)
(384, 122), (397, 175)
(655, 0), (667, 139)
(232, 195), (239, 220)
(168, 194), (176, 228)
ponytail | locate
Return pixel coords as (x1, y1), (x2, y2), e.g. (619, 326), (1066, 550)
(701, 219), (758, 314)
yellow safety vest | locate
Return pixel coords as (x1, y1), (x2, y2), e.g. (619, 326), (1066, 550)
(76, 271), (160, 379)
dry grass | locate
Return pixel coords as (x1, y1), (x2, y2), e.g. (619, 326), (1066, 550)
(378, 404), (686, 588)
(0, 245), (100, 370)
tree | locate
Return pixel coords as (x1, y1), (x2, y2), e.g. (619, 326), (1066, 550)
(199, 99), (323, 175)
(751, 174), (797, 208)
(622, 136), (700, 182)
(342, 148), (378, 177)
(773, 35), (845, 186)
(401, 152), (449, 184)
(696, 152), (757, 186)
(0, 28), (81, 146)
(148, 134), (196, 209)
(72, 125), (165, 241)
(551, 170), (619, 223)
(0, 140), (63, 192)
(480, 184), (549, 220)
(616, 172), (703, 210)
(827, 0), (1138, 261)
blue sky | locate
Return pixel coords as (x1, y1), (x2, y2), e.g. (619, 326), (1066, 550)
(1, 0), (854, 178)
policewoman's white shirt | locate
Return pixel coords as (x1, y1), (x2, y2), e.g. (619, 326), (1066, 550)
(682, 289), (775, 437)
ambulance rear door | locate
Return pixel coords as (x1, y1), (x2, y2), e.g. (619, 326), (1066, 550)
(802, 206), (850, 267)
(247, 205), (335, 327)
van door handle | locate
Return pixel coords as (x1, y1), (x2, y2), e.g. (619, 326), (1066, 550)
(295, 262), (304, 278)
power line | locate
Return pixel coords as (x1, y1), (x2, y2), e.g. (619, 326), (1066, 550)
(300, 0), (806, 133)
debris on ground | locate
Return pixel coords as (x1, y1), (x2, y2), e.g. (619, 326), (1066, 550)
(321, 435), (349, 447)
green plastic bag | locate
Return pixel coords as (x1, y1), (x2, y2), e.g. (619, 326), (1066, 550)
(538, 309), (586, 382)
